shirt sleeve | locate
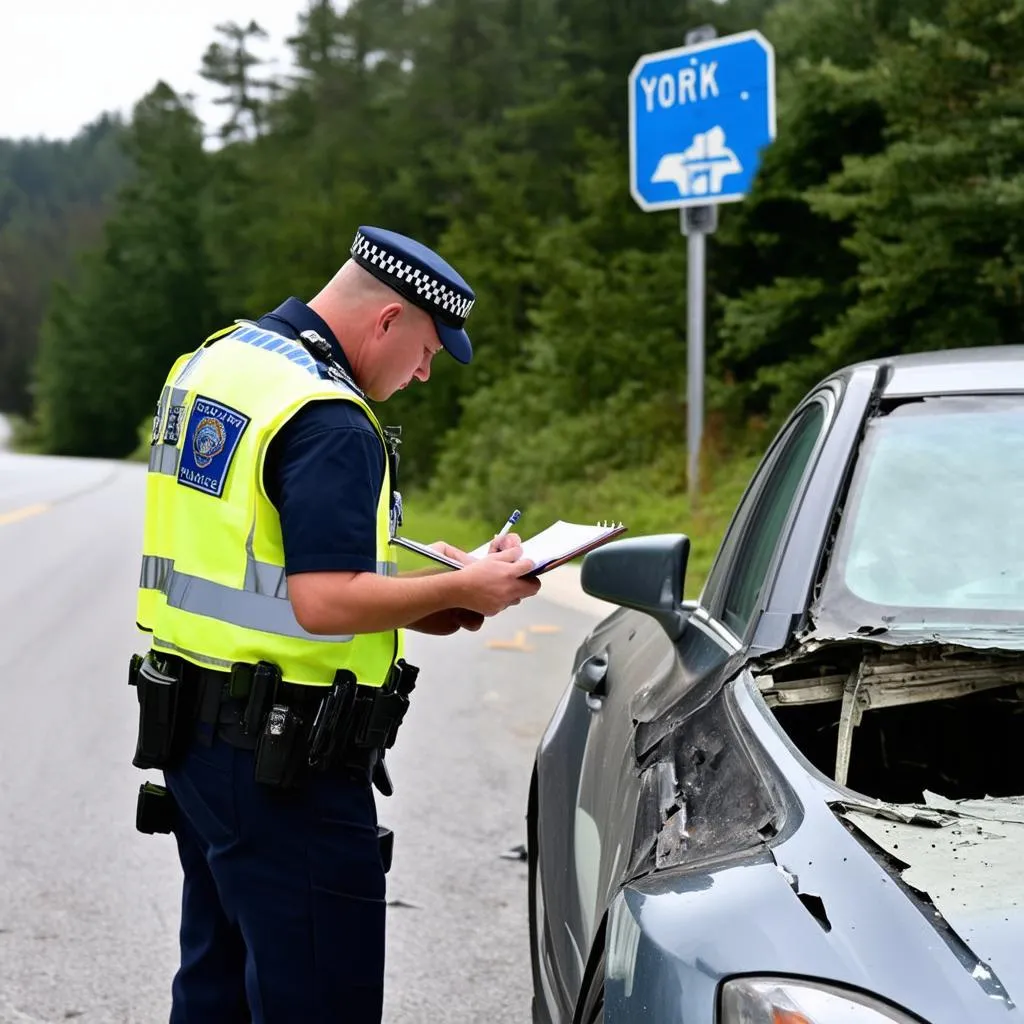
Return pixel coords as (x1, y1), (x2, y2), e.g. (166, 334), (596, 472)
(263, 400), (386, 575)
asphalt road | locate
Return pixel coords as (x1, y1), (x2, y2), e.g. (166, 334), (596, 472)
(0, 445), (609, 1024)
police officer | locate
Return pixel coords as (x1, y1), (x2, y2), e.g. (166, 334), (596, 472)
(133, 226), (541, 1023)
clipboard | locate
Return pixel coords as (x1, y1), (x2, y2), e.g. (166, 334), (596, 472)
(393, 520), (627, 577)
(391, 535), (465, 570)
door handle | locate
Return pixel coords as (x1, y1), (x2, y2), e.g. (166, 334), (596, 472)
(574, 653), (608, 697)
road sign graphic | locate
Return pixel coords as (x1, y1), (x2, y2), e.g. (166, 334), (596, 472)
(629, 31), (776, 211)
(652, 125), (743, 199)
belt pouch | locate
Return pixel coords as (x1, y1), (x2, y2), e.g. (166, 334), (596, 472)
(243, 661), (279, 736)
(254, 704), (305, 789)
(136, 782), (177, 835)
(132, 655), (182, 770)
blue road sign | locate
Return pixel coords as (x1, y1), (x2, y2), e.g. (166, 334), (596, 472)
(629, 31), (776, 212)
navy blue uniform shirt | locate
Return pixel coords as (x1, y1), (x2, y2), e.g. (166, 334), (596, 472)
(258, 298), (384, 575)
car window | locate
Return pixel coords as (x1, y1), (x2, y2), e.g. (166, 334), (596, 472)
(718, 402), (827, 639)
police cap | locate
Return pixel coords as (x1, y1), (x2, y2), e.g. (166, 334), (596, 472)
(350, 226), (475, 364)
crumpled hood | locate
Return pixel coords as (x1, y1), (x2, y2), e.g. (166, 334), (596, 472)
(841, 794), (1024, 1009)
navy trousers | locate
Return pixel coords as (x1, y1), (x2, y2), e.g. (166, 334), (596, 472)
(163, 735), (386, 1023)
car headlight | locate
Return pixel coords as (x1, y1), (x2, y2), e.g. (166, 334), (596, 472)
(721, 978), (922, 1023)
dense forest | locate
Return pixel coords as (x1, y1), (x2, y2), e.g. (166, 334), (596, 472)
(0, 117), (130, 415)
(1, 0), (1022, 526)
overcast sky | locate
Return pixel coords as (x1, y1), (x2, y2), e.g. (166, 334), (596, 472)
(0, 1), (312, 141)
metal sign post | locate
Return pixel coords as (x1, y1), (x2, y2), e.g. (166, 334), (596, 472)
(629, 25), (776, 505)
(681, 24), (718, 505)
(683, 200), (717, 504)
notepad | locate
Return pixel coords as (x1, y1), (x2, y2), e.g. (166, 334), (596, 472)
(393, 520), (627, 577)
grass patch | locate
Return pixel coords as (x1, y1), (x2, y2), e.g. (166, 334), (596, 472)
(399, 448), (760, 598)
(127, 416), (154, 462)
(6, 414), (47, 454)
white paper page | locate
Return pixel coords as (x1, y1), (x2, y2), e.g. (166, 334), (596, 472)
(520, 521), (616, 567)
(467, 539), (492, 559)
(468, 521), (620, 565)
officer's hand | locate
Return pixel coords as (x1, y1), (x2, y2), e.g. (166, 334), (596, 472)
(430, 540), (474, 566)
(408, 607), (486, 635)
(453, 608), (486, 631)
(488, 532), (522, 554)
(458, 547), (541, 616)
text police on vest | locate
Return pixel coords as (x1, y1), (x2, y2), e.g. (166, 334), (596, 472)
(638, 62), (720, 112)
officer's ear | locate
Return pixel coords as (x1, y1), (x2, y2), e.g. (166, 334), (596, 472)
(376, 302), (403, 337)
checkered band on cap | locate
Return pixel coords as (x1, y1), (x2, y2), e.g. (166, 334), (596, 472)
(351, 231), (475, 325)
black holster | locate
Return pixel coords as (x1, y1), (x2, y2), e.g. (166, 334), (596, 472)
(130, 653), (191, 770)
(307, 660), (420, 795)
(355, 658), (419, 752)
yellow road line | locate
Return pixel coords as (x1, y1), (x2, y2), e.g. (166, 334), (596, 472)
(0, 503), (50, 527)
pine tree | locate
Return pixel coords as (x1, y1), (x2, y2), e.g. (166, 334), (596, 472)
(710, 0), (950, 421)
(809, 0), (1024, 369)
(34, 84), (218, 456)
(200, 21), (275, 143)
(0, 116), (129, 415)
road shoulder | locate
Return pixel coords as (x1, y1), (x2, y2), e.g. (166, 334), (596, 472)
(536, 564), (618, 618)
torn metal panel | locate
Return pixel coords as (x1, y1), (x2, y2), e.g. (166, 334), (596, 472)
(843, 805), (1024, 1008)
(656, 805), (690, 870)
(834, 794), (1024, 831)
(627, 692), (780, 880)
(801, 625), (1024, 654)
(922, 791), (1024, 826)
(756, 644), (1024, 709)
(832, 666), (863, 787)
(832, 795), (955, 828)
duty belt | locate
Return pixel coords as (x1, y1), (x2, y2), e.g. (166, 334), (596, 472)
(130, 652), (419, 794)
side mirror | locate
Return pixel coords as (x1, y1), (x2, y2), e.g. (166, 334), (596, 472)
(580, 534), (691, 640)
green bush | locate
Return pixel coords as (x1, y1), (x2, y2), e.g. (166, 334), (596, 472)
(403, 447), (761, 598)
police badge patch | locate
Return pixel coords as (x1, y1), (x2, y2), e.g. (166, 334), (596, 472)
(176, 396), (250, 498)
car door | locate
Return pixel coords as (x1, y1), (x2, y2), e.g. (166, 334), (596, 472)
(536, 393), (836, 1017)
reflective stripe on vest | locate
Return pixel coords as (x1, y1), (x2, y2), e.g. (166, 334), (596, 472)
(152, 559), (352, 641)
(139, 552), (397, 640)
(151, 636), (235, 670)
(149, 444), (179, 474)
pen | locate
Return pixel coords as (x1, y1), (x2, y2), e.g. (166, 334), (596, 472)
(495, 508), (521, 540)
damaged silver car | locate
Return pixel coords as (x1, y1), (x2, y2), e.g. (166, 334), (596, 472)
(528, 347), (1024, 1024)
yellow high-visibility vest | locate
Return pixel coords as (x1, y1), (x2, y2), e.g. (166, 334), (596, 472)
(136, 322), (403, 687)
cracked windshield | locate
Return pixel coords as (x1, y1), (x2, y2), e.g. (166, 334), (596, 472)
(840, 398), (1024, 614)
